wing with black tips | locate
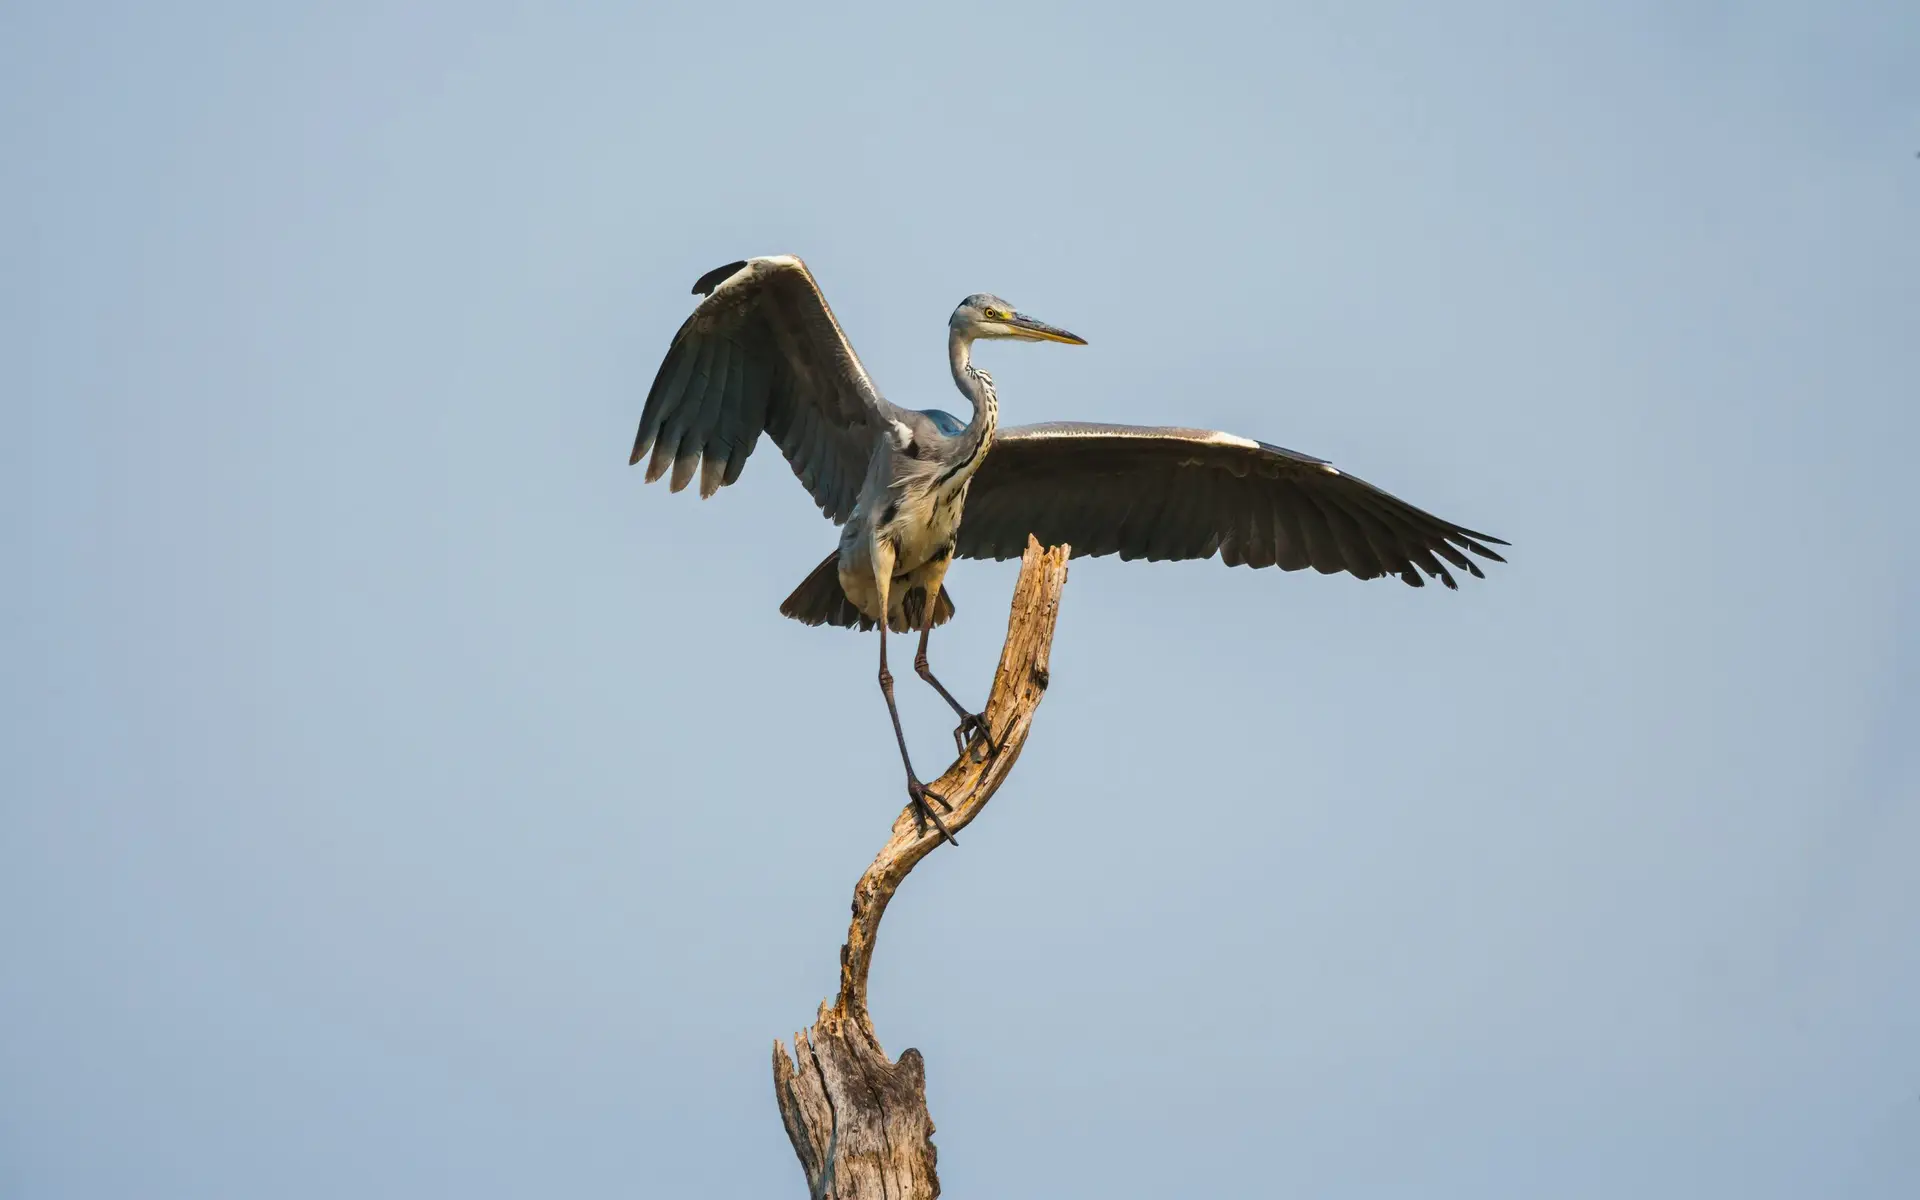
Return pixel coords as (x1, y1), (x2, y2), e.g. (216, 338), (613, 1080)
(956, 422), (1507, 588)
(630, 256), (895, 523)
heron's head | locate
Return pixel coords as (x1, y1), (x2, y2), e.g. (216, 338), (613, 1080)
(950, 294), (1087, 345)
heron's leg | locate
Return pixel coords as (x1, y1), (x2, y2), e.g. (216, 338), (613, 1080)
(913, 595), (993, 762)
(878, 612), (957, 847)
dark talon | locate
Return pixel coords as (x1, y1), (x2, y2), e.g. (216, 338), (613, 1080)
(908, 778), (958, 846)
(953, 711), (994, 762)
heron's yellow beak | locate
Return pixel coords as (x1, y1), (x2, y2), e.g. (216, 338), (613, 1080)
(1006, 312), (1087, 345)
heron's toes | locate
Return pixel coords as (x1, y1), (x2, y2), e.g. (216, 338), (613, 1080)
(913, 780), (954, 814)
(907, 778), (958, 846)
(953, 712), (994, 761)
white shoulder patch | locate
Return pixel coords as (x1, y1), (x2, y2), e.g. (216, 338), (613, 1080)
(1197, 430), (1262, 451)
(705, 262), (758, 297)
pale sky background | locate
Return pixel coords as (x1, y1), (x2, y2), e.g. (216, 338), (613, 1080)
(6, 2), (1918, 1196)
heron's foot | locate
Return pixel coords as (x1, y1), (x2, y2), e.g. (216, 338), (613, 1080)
(952, 711), (995, 762)
(908, 777), (957, 847)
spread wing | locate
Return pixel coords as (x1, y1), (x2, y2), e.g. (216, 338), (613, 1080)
(955, 422), (1507, 588)
(629, 256), (897, 523)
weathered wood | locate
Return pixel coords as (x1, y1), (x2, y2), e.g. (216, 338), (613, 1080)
(773, 537), (1072, 1199)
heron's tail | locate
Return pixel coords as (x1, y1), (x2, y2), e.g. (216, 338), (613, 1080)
(779, 552), (955, 634)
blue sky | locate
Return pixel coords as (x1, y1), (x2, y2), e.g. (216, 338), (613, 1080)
(7, 2), (1918, 1196)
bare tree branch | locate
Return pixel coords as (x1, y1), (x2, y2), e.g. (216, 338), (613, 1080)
(773, 536), (1072, 1199)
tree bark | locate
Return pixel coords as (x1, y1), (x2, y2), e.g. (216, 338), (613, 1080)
(772, 537), (1072, 1200)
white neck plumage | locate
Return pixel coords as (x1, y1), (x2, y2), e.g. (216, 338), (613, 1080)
(942, 330), (998, 487)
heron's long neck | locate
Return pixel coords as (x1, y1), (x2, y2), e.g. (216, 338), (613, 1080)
(947, 331), (998, 467)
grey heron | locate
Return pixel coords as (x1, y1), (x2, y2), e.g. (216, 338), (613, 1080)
(630, 256), (1507, 842)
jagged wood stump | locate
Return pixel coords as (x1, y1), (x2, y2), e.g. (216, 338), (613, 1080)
(773, 537), (1071, 1200)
